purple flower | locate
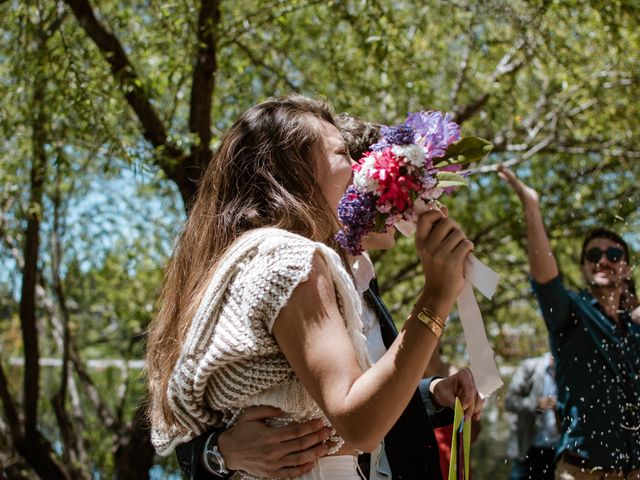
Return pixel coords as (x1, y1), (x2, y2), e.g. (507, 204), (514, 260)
(405, 111), (460, 160)
(421, 173), (438, 189)
(380, 124), (416, 145)
(336, 109), (480, 254)
(335, 186), (378, 255)
(370, 138), (390, 152)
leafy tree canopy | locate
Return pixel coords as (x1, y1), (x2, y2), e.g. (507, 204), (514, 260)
(1, 0), (638, 477)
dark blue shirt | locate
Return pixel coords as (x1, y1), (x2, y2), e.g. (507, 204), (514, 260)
(532, 276), (640, 471)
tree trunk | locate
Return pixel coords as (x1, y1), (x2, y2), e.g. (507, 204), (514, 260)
(113, 403), (154, 480)
(19, 53), (46, 443)
(13, 19), (73, 480)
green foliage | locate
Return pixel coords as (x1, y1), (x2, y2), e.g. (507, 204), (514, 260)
(435, 171), (469, 188)
(439, 137), (494, 166)
(1, 0), (639, 477)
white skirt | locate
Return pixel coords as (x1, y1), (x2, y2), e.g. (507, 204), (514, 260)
(296, 455), (362, 480)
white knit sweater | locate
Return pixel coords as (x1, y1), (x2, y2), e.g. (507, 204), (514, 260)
(150, 228), (371, 459)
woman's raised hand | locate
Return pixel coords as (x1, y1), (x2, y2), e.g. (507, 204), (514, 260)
(414, 210), (474, 315)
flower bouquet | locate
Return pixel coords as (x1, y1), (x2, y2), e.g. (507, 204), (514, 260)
(335, 111), (493, 255)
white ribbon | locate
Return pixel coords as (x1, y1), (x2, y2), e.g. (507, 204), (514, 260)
(458, 257), (502, 397)
(395, 201), (503, 397)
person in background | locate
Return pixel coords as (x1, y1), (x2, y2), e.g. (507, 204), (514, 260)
(505, 353), (559, 480)
(499, 166), (640, 479)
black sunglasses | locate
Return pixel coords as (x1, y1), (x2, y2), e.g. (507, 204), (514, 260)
(584, 247), (624, 264)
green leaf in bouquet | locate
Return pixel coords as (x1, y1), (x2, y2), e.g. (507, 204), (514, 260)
(374, 213), (387, 232)
(436, 171), (469, 188)
(435, 137), (493, 167)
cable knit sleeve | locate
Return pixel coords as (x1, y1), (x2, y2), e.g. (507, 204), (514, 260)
(151, 228), (370, 458)
(152, 230), (326, 456)
(241, 234), (318, 333)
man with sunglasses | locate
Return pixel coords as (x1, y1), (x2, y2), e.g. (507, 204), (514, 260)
(499, 166), (640, 479)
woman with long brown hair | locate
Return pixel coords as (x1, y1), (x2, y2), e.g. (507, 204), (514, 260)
(146, 95), (476, 479)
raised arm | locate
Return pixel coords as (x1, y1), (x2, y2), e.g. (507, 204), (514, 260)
(498, 166), (559, 284)
(273, 210), (476, 452)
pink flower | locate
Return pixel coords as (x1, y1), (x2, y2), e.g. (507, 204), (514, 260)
(375, 171), (421, 212)
(369, 149), (401, 183)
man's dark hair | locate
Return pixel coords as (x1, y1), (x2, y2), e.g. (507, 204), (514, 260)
(335, 113), (382, 160)
(580, 228), (631, 264)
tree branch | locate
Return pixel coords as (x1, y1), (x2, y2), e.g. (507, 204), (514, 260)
(51, 156), (70, 408)
(453, 37), (533, 124)
(63, 0), (184, 169)
(0, 194), (24, 270)
(37, 283), (119, 432)
(113, 403), (154, 480)
(219, 0), (326, 47)
(450, 32), (474, 108)
(232, 38), (298, 90)
(0, 362), (22, 447)
(467, 134), (555, 174)
(189, 0), (220, 148)
(452, 0), (551, 125)
(20, 36), (48, 438)
(45, 157), (89, 473)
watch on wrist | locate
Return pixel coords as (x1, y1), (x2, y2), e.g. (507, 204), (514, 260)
(428, 377), (446, 412)
(202, 431), (230, 477)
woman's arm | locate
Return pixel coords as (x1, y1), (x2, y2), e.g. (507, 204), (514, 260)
(272, 211), (475, 452)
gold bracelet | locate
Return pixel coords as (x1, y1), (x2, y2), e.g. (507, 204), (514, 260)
(416, 307), (445, 338)
(417, 306), (445, 327)
(417, 314), (444, 338)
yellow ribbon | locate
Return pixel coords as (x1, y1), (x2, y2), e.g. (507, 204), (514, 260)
(448, 397), (471, 480)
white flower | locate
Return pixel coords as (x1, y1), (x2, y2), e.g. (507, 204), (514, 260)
(361, 155), (377, 170)
(392, 144), (425, 167)
(353, 169), (378, 193)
